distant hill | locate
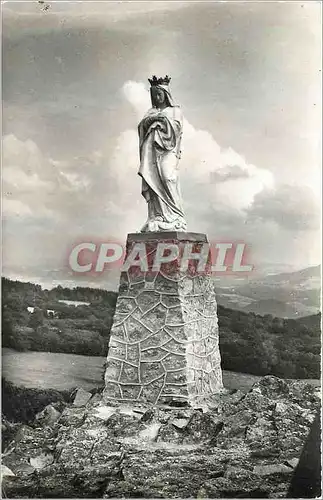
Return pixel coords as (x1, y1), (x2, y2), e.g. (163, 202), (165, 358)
(296, 313), (321, 330)
(242, 299), (319, 319)
(217, 265), (321, 318)
(262, 265), (321, 286)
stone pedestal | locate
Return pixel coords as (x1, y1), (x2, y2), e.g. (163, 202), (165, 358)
(103, 232), (223, 406)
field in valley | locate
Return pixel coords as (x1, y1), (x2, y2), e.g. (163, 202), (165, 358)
(2, 348), (320, 394)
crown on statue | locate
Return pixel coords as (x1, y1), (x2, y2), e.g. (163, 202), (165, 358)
(148, 75), (171, 86)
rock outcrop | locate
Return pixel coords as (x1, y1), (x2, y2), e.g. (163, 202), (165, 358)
(2, 376), (320, 498)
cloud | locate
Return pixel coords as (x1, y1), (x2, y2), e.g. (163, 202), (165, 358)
(2, 1), (193, 40)
(2, 132), (131, 287)
(111, 80), (321, 265)
(121, 80), (275, 219)
(2, 79), (320, 287)
(120, 81), (320, 237)
(3, 1), (189, 18)
(247, 184), (321, 231)
(210, 165), (250, 183)
(3, 135), (84, 219)
(3, 199), (33, 217)
(2, 130), (144, 238)
(122, 81), (150, 120)
(2, 0), (321, 289)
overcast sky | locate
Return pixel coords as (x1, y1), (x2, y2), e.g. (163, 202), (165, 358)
(2, 1), (322, 289)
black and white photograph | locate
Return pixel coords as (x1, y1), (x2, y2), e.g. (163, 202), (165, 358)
(1, 1), (322, 498)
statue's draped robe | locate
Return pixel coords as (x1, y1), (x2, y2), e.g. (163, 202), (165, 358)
(138, 105), (187, 232)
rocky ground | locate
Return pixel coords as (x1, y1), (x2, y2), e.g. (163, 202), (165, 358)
(1, 376), (321, 498)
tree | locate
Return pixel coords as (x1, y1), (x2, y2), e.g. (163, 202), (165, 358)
(28, 307), (44, 329)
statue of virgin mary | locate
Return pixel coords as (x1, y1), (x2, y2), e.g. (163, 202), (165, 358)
(138, 76), (187, 232)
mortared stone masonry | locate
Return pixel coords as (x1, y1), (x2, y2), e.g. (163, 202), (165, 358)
(103, 232), (223, 406)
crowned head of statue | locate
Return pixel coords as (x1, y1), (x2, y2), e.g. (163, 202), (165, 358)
(148, 75), (176, 109)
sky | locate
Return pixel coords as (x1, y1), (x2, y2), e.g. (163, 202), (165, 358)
(2, 0), (322, 290)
